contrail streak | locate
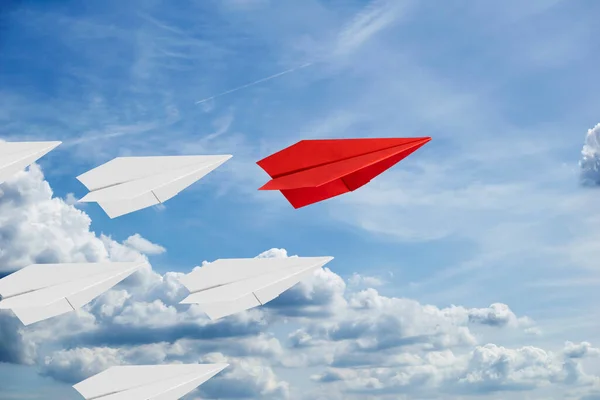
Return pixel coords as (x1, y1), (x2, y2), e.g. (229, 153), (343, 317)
(195, 62), (313, 104)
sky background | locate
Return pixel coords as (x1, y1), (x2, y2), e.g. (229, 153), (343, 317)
(2, 0), (600, 399)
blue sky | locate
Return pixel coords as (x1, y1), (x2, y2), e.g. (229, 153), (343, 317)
(2, 0), (600, 399)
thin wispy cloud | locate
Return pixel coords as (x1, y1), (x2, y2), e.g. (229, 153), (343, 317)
(334, 0), (413, 56)
(61, 121), (168, 148)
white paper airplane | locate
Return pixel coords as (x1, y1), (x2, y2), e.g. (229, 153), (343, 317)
(0, 261), (147, 325)
(178, 256), (334, 320)
(0, 140), (61, 184)
(73, 363), (228, 400)
(76, 155), (232, 218)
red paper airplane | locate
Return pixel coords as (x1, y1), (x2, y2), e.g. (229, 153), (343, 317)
(256, 137), (431, 208)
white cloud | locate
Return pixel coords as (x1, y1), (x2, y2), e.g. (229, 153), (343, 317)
(199, 352), (290, 399)
(123, 233), (167, 255)
(41, 346), (125, 383)
(256, 248), (291, 259)
(289, 289), (534, 366)
(564, 341), (600, 359)
(467, 303), (535, 329)
(580, 123), (600, 186)
(0, 164), (109, 272)
(309, 344), (600, 398)
(63, 192), (79, 206)
(348, 272), (385, 287)
(0, 310), (38, 365)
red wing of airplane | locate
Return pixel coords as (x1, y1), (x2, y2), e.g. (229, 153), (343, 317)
(256, 137), (431, 208)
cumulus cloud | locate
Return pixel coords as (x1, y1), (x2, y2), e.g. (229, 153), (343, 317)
(199, 352), (290, 399)
(467, 302), (534, 329)
(255, 248), (290, 259)
(41, 346), (125, 383)
(580, 123), (600, 186)
(310, 344), (600, 397)
(0, 310), (37, 364)
(564, 341), (600, 359)
(348, 272), (385, 287)
(41, 340), (289, 398)
(285, 289), (537, 373)
(63, 192), (79, 206)
(1, 165), (600, 400)
(0, 167), (108, 272)
(123, 233), (167, 255)
(267, 265), (347, 318)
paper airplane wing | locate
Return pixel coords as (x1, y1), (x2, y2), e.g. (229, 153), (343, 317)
(257, 137), (430, 208)
(0, 141), (61, 184)
(73, 363), (228, 400)
(0, 261), (146, 325)
(179, 256), (333, 320)
(77, 155), (232, 218)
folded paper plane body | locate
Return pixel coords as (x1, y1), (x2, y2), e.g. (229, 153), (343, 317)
(0, 140), (61, 184)
(77, 155), (232, 218)
(0, 261), (147, 325)
(73, 363), (228, 400)
(256, 137), (431, 208)
(178, 256), (333, 320)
